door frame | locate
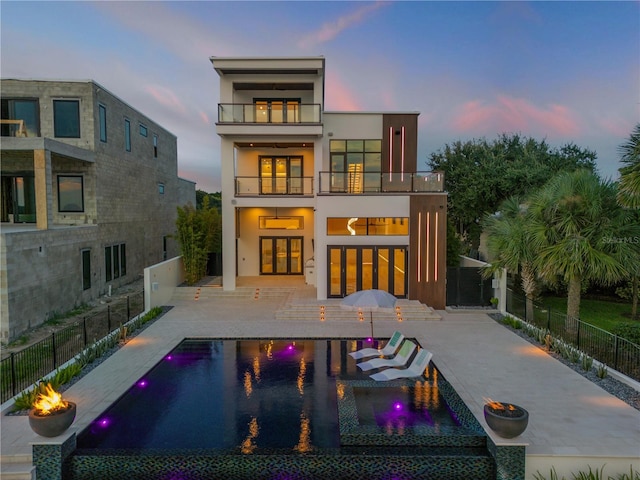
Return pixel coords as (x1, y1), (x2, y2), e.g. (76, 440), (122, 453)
(259, 236), (304, 275)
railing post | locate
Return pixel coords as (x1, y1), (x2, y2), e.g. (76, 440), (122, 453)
(10, 352), (17, 397)
(52, 332), (57, 369)
(107, 305), (111, 333)
(614, 335), (619, 371)
(576, 320), (581, 350)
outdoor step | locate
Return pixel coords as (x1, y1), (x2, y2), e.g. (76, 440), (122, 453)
(0, 461), (35, 480)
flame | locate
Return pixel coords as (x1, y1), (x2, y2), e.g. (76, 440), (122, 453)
(33, 385), (69, 415)
(483, 398), (516, 411)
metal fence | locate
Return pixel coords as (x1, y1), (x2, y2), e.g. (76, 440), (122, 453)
(1, 291), (144, 404)
(506, 289), (640, 382)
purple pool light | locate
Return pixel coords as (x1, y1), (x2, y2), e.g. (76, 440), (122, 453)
(165, 355), (173, 361)
(98, 418), (110, 428)
(137, 379), (148, 388)
(393, 402), (403, 411)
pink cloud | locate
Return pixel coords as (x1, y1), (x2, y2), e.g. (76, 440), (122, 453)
(199, 111), (210, 125)
(452, 95), (581, 137)
(298, 2), (389, 49)
(324, 71), (361, 111)
(145, 84), (188, 116)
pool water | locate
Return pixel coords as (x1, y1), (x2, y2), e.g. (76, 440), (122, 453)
(77, 339), (463, 453)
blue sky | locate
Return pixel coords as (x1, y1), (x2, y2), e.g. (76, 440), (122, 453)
(2, 1), (638, 192)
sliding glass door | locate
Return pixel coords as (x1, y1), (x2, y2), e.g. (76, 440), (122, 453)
(260, 237), (303, 275)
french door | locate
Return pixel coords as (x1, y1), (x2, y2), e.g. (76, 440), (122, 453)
(260, 156), (303, 195)
(327, 245), (407, 298)
(260, 237), (303, 275)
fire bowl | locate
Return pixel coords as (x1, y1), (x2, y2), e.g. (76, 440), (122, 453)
(483, 402), (528, 439)
(29, 402), (77, 437)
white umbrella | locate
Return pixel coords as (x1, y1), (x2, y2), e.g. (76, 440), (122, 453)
(341, 289), (397, 337)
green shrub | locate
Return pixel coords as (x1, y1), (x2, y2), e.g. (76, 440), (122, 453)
(581, 354), (594, 372)
(596, 363), (608, 379)
(611, 323), (640, 345)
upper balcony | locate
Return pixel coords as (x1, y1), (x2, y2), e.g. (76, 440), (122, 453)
(318, 171), (444, 194)
(216, 103), (323, 137)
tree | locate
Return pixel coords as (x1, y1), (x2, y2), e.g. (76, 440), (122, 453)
(427, 134), (597, 250)
(196, 190), (222, 211)
(482, 196), (538, 320)
(527, 170), (639, 321)
(617, 123), (640, 209)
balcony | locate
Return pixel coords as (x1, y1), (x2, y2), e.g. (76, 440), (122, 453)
(318, 171), (444, 194)
(0, 119), (28, 137)
(218, 104), (321, 124)
(235, 176), (314, 196)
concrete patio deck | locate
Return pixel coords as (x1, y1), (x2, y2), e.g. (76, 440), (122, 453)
(2, 277), (639, 479)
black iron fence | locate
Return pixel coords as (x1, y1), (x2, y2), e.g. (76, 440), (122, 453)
(1, 291), (144, 404)
(506, 289), (640, 382)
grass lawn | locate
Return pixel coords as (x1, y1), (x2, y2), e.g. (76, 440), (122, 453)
(540, 296), (635, 333)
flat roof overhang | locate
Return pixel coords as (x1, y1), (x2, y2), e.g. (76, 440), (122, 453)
(210, 57), (325, 77)
(0, 137), (95, 163)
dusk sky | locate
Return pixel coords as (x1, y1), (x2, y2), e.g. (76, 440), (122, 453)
(2, 1), (638, 192)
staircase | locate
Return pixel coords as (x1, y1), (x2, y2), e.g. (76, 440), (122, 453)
(275, 300), (441, 322)
(0, 454), (35, 480)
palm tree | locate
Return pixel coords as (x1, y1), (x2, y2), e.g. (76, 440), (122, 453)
(527, 170), (638, 322)
(617, 123), (640, 209)
(483, 196), (538, 320)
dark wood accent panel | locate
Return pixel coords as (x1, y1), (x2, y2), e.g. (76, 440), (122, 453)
(409, 194), (447, 309)
(382, 114), (418, 174)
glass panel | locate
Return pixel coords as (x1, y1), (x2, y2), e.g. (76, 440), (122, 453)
(99, 104), (107, 142)
(346, 140), (364, 152)
(271, 101), (283, 123)
(13, 100), (39, 137)
(260, 217), (303, 229)
(275, 158), (287, 194)
(286, 101), (299, 123)
(113, 244), (120, 279)
(139, 124), (148, 137)
(275, 238), (288, 273)
(361, 248), (373, 291)
(377, 248), (389, 293)
(290, 238), (302, 274)
(261, 238), (273, 274)
(255, 101), (268, 123)
(393, 249), (406, 296)
(260, 158), (273, 194)
(14, 176), (36, 223)
(105, 246), (112, 282)
(82, 250), (91, 291)
(53, 100), (80, 138)
(330, 140), (346, 152)
(345, 248), (357, 295)
(347, 154), (363, 193)
(364, 140), (382, 152)
(364, 153), (381, 172)
(58, 176), (84, 212)
(329, 248), (342, 296)
(290, 157), (302, 194)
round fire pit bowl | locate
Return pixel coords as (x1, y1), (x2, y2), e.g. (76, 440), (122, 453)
(483, 402), (528, 439)
(29, 402), (77, 438)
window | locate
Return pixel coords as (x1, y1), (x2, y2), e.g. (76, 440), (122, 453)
(158, 183), (165, 194)
(57, 176), (84, 212)
(82, 249), (91, 290)
(259, 156), (303, 194)
(1, 98), (39, 137)
(105, 243), (126, 281)
(327, 217), (409, 236)
(330, 139), (382, 193)
(124, 119), (131, 151)
(53, 100), (80, 138)
(153, 134), (158, 158)
(259, 216), (303, 230)
(99, 104), (107, 142)
(254, 98), (300, 123)
(139, 124), (147, 137)
(163, 236), (168, 261)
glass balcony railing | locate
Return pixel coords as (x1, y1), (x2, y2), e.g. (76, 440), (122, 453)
(318, 171), (444, 194)
(218, 104), (321, 124)
(235, 176), (315, 196)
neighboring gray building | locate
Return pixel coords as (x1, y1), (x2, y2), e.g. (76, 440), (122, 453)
(0, 79), (196, 341)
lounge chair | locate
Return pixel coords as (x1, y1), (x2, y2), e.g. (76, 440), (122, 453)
(349, 331), (405, 360)
(356, 340), (416, 372)
(369, 348), (433, 381)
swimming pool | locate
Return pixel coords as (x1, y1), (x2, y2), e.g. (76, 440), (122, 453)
(66, 338), (499, 479)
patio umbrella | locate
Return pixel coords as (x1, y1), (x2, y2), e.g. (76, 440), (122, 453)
(340, 289), (397, 338)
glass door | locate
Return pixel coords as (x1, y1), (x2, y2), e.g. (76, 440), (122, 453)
(260, 237), (304, 275)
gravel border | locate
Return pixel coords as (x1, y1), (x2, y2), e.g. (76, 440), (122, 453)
(489, 313), (640, 411)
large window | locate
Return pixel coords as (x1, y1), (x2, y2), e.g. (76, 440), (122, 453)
(105, 243), (126, 282)
(1, 98), (39, 137)
(53, 100), (80, 138)
(254, 98), (300, 123)
(58, 175), (84, 212)
(327, 217), (409, 236)
(124, 119), (131, 152)
(259, 156), (303, 194)
(330, 139), (382, 192)
(99, 104), (107, 142)
(82, 249), (91, 291)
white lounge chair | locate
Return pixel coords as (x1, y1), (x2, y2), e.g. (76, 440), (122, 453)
(349, 331), (405, 360)
(356, 340), (416, 372)
(369, 348), (433, 381)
